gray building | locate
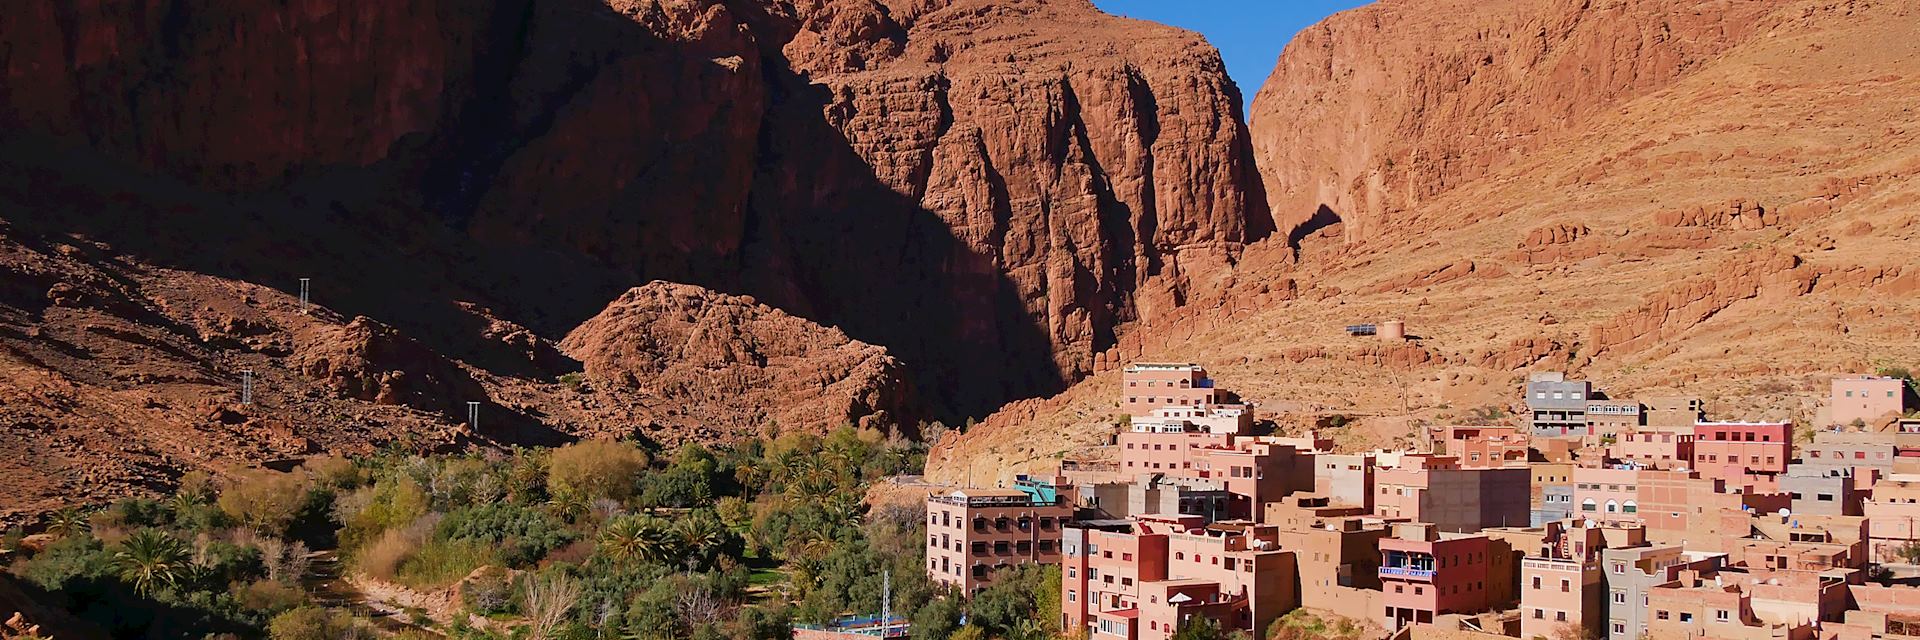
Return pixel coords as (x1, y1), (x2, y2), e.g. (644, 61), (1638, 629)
(1531, 484), (1575, 527)
(1599, 546), (1725, 640)
(1779, 465), (1863, 516)
(1076, 474), (1232, 522)
(1527, 372), (1598, 437)
(1800, 430), (1898, 477)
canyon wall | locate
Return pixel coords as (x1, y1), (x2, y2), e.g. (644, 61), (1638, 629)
(0, 0), (1269, 418)
(1248, 0), (1792, 244)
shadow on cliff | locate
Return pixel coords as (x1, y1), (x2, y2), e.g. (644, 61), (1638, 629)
(0, 0), (1067, 427)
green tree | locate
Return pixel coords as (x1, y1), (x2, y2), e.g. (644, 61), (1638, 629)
(218, 468), (310, 536)
(113, 528), (191, 596)
(269, 606), (364, 640)
(598, 515), (676, 567)
(45, 506), (90, 539)
(1171, 615), (1225, 640)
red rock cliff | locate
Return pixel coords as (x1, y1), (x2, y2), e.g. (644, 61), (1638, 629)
(1248, 0), (1790, 245)
(0, 0), (1269, 418)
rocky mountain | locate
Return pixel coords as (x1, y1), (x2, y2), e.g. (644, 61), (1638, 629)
(0, 0), (1267, 518)
(928, 0), (1920, 486)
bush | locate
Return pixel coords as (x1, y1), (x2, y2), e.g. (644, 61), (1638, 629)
(548, 440), (649, 502)
(269, 606), (365, 640)
(436, 503), (576, 567)
(397, 537), (497, 589)
(460, 566), (518, 615)
(236, 579), (307, 613)
(336, 476), (429, 551)
(354, 517), (432, 581)
(219, 469), (311, 536)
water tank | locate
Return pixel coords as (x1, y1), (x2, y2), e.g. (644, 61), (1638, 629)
(1380, 320), (1407, 341)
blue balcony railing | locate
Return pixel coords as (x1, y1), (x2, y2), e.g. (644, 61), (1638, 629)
(1381, 567), (1436, 579)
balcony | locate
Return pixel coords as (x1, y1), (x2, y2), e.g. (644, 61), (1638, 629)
(1381, 566), (1436, 579)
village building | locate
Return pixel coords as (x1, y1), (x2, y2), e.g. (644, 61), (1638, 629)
(1586, 400), (1646, 438)
(1530, 463), (1576, 526)
(1076, 474), (1235, 523)
(1607, 429), (1696, 470)
(1692, 421), (1793, 485)
(1779, 464), (1865, 517)
(1377, 522), (1515, 632)
(1801, 430), (1899, 480)
(1635, 470), (1790, 550)
(1644, 568), (1817, 640)
(1312, 453), (1376, 509)
(1432, 425), (1529, 468)
(1573, 466), (1643, 521)
(1598, 545), (1726, 640)
(1863, 475), (1920, 562)
(1644, 396), (1707, 430)
(925, 478), (1073, 594)
(1374, 455), (1531, 532)
(1122, 363), (1235, 418)
(1060, 516), (1298, 640)
(1831, 376), (1913, 427)
(1527, 372), (1599, 438)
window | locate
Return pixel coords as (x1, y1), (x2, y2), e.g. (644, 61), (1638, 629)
(1561, 579), (1571, 593)
(1716, 610), (1730, 622)
(1612, 591), (1627, 604)
(1679, 613), (1693, 623)
(1656, 611), (1670, 621)
(1532, 577), (1542, 589)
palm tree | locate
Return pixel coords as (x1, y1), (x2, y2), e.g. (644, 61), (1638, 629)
(547, 489), (592, 524)
(597, 515), (675, 567)
(115, 529), (190, 596)
(45, 507), (89, 539)
(671, 512), (726, 568)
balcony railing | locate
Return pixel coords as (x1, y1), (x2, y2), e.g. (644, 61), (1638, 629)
(1381, 567), (1436, 579)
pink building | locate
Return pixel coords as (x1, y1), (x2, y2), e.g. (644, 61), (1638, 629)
(1831, 376), (1910, 427)
(1118, 428), (1232, 475)
(1608, 429), (1695, 470)
(1374, 455), (1531, 532)
(1122, 363), (1230, 417)
(1061, 516), (1297, 640)
(1434, 425), (1529, 468)
(1573, 466), (1643, 521)
(1378, 522), (1514, 632)
(1692, 422), (1793, 484)
(1117, 429), (1313, 521)
(1863, 476), (1920, 562)
(1520, 555), (1604, 639)
(926, 485), (1072, 594)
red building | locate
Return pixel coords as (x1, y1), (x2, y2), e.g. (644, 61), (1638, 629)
(1061, 516), (1297, 640)
(1692, 422), (1793, 484)
(1377, 522), (1514, 632)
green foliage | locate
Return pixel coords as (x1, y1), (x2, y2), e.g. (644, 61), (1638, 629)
(114, 528), (192, 596)
(269, 606), (364, 640)
(460, 566), (518, 615)
(45, 506), (91, 539)
(637, 443), (720, 508)
(396, 536), (497, 589)
(966, 565), (1060, 639)
(1171, 615), (1226, 640)
(910, 596), (962, 640)
(337, 476), (429, 551)
(218, 468), (312, 536)
(598, 515), (677, 567)
(437, 502), (576, 567)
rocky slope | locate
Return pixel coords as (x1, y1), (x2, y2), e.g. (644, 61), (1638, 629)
(559, 282), (917, 438)
(929, 0), (1920, 486)
(0, 0), (1267, 518)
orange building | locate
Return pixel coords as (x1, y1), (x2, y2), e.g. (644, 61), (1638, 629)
(1377, 522), (1515, 632)
(1433, 425), (1529, 468)
(1830, 376), (1911, 427)
(1122, 363), (1231, 417)
(1607, 429), (1695, 470)
(1061, 516), (1298, 640)
(1374, 455), (1531, 532)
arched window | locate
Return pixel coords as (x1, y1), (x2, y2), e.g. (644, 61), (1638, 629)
(1581, 499), (1597, 512)
(1606, 500), (1619, 513)
(1623, 500), (1638, 514)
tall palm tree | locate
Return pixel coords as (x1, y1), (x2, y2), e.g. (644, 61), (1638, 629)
(115, 529), (190, 596)
(45, 507), (89, 539)
(597, 515), (675, 567)
(671, 513), (726, 568)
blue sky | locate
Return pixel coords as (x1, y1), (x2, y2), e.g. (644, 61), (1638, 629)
(1090, 0), (1375, 114)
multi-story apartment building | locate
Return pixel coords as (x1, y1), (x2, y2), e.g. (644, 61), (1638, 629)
(1692, 422), (1793, 484)
(1377, 522), (1514, 632)
(1831, 376), (1912, 427)
(1598, 545), (1726, 640)
(1801, 430), (1898, 479)
(1645, 568), (1816, 640)
(1574, 466), (1643, 520)
(1586, 400), (1646, 438)
(1863, 475), (1920, 562)
(1374, 455), (1530, 532)
(1077, 475), (1234, 523)
(1527, 372), (1598, 438)
(1635, 470), (1790, 550)
(1312, 453), (1376, 509)
(1778, 465), (1863, 516)
(1122, 363), (1233, 417)
(1520, 553), (1604, 639)
(1270, 507), (1391, 612)
(1060, 516), (1298, 640)
(1531, 463), (1576, 526)
(926, 480), (1073, 594)
(1608, 429), (1695, 470)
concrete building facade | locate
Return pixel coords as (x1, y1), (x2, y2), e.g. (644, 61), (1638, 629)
(1692, 422), (1793, 484)
(1831, 376), (1911, 427)
(926, 484), (1073, 593)
(1527, 372), (1598, 438)
(1608, 429), (1695, 470)
(1377, 523), (1514, 632)
(1375, 455), (1531, 532)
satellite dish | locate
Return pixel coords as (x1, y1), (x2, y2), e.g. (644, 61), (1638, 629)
(1778, 508), (1791, 518)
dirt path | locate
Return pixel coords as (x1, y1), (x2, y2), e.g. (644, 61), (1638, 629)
(304, 551), (446, 636)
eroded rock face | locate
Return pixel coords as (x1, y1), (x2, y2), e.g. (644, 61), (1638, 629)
(1249, 0), (1791, 244)
(560, 282), (917, 436)
(0, 0), (1268, 417)
(295, 317), (490, 419)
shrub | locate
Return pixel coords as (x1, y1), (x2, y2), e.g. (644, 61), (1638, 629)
(336, 476), (429, 551)
(460, 566), (518, 615)
(548, 440), (649, 502)
(354, 516), (434, 581)
(218, 469), (311, 536)
(397, 537), (496, 589)
(269, 606), (365, 640)
(436, 503), (576, 567)
(235, 579), (307, 613)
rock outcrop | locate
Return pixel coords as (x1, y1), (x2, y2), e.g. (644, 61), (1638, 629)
(295, 317), (491, 419)
(561, 282), (916, 436)
(0, 0), (1269, 418)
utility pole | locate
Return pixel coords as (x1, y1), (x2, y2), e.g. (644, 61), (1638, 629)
(467, 401), (480, 430)
(298, 278), (311, 314)
(241, 369), (254, 406)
